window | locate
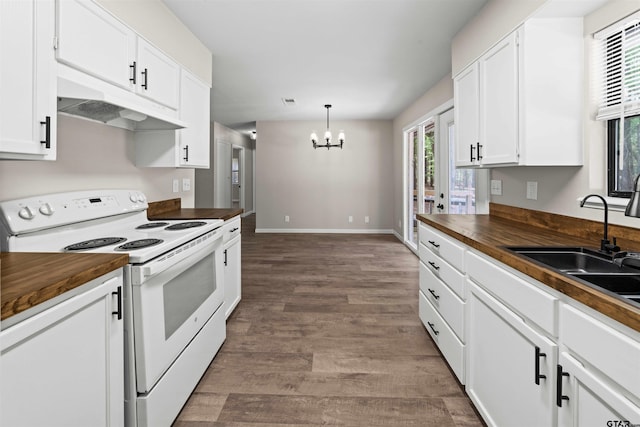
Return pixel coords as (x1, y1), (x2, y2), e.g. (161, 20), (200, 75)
(597, 13), (640, 196)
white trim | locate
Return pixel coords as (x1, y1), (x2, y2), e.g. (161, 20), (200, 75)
(594, 10), (640, 40)
(576, 196), (628, 212)
(255, 228), (394, 234)
(402, 99), (454, 133)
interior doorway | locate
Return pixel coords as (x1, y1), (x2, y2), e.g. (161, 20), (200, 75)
(231, 146), (244, 210)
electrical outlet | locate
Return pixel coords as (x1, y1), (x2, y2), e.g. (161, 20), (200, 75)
(182, 178), (191, 192)
(348, 216), (353, 223)
(490, 180), (502, 196)
(172, 179), (179, 193)
(284, 215), (290, 223)
(365, 216), (370, 224)
(526, 181), (538, 200)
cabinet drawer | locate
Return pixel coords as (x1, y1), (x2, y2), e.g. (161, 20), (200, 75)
(419, 291), (465, 384)
(418, 223), (465, 271)
(561, 304), (640, 399)
(420, 261), (465, 341)
(223, 217), (241, 243)
(466, 251), (557, 336)
(419, 245), (465, 299)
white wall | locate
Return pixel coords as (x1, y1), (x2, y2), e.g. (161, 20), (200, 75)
(0, 115), (195, 204)
(255, 119), (393, 232)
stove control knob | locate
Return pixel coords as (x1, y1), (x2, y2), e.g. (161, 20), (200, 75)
(39, 203), (54, 216)
(18, 206), (36, 220)
(129, 193), (138, 203)
(137, 194), (146, 203)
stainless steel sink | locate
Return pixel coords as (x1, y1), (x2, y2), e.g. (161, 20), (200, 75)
(508, 246), (636, 274)
(506, 246), (640, 305)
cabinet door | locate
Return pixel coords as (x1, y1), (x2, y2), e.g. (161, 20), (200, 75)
(224, 235), (242, 319)
(479, 31), (519, 166)
(467, 280), (557, 427)
(56, 0), (136, 90)
(179, 70), (210, 168)
(0, 0), (56, 160)
(453, 63), (479, 167)
(0, 274), (124, 427)
(136, 38), (180, 109)
(557, 352), (640, 427)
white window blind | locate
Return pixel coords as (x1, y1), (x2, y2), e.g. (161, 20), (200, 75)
(596, 11), (640, 120)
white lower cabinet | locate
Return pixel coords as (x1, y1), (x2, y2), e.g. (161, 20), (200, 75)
(418, 223), (467, 383)
(557, 352), (640, 427)
(467, 280), (557, 427)
(558, 303), (640, 427)
(223, 217), (242, 319)
(0, 270), (125, 427)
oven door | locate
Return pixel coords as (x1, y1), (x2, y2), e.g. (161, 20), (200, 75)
(130, 230), (224, 393)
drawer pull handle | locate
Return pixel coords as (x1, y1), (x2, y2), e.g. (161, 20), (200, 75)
(427, 240), (440, 248)
(224, 248), (228, 266)
(428, 261), (440, 270)
(470, 144), (475, 162)
(556, 364), (570, 407)
(427, 321), (439, 336)
(534, 346), (546, 385)
(230, 227), (239, 232)
(40, 116), (51, 148)
(428, 288), (440, 300)
(129, 61), (137, 84)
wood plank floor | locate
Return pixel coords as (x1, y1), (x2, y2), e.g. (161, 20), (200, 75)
(173, 215), (484, 426)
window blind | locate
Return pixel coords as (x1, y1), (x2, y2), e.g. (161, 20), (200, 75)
(596, 11), (640, 120)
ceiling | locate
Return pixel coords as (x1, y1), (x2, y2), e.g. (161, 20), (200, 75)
(162, 0), (488, 135)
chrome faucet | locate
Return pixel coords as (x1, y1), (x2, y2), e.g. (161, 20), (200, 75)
(580, 194), (620, 254)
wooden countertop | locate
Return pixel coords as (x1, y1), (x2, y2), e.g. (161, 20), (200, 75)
(417, 205), (640, 333)
(1, 252), (128, 321)
(147, 198), (242, 222)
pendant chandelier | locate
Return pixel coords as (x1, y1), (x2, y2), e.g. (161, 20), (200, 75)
(310, 104), (345, 149)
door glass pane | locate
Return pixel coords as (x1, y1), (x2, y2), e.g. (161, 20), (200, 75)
(407, 129), (418, 245)
(448, 122), (476, 214)
(423, 122), (435, 214)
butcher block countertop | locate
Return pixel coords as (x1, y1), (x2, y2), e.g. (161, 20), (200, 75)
(418, 204), (640, 333)
(1, 252), (128, 322)
(147, 198), (243, 222)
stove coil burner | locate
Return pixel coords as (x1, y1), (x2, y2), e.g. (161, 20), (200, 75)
(115, 239), (164, 251)
(165, 221), (207, 230)
(64, 237), (127, 251)
(136, 222), (169, 230)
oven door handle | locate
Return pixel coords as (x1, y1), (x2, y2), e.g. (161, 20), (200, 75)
(140, 231), (223, 279)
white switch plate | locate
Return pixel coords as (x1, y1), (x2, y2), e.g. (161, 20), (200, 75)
(526, 181), (538, 200)
(490, 180), (502, 196)
(284, 215), (290, 223)
(182, 178), (191, 192)
(172, 179), (179, 193)
(365, 216), (370, 224)
(348, 216), (354, 223)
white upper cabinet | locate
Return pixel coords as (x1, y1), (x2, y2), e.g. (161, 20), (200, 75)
(136, 38), (180, 109)
(454, 18), (584, 168)
(135, 69), (210, 168)
(56, 0), (179, 110)
(56, 0), (136, 91)
(0, 0), (57, 160)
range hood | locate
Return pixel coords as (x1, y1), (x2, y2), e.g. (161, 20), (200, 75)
(57, 63), (186, 131)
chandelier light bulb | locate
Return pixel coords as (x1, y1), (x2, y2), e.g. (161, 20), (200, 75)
(310, 131), (318, 145)
(338, 131), (345, 143)
(324, 130), (332, 143)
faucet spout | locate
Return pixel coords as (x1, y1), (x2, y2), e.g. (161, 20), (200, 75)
(580, 194), (619, 254)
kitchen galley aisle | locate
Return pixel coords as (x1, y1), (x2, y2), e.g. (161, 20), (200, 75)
(173, 215), (482, 426)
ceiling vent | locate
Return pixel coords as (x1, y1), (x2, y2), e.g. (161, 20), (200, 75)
(281, 97), (296, 106)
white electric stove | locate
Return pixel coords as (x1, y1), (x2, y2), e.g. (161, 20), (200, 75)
(0, 190), (227, 427)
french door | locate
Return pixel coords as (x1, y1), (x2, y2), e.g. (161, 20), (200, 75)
(405, 107), (486, 251)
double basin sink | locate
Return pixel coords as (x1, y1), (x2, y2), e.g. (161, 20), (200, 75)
(506, 246), (640, 305)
